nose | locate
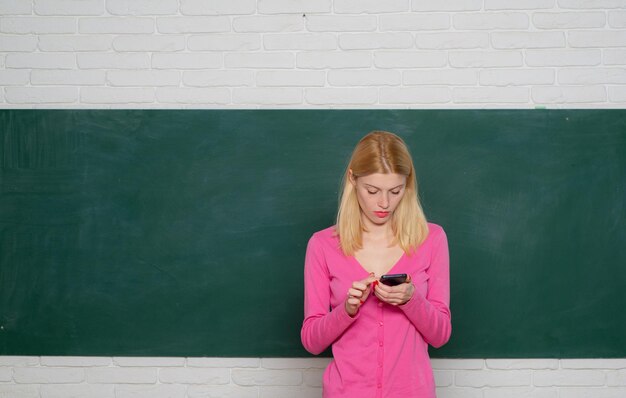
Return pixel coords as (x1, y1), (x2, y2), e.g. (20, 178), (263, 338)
(378, 193), (389, 209)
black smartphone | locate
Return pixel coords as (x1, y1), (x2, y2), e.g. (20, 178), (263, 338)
(380, 273), (408, 286)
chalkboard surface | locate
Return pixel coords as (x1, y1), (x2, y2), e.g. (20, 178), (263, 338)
(1, 110), (625, 358)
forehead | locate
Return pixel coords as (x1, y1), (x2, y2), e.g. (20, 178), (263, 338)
(357, 173), (406, 188)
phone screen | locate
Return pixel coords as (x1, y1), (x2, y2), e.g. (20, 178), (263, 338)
(380, 273), (408, 286)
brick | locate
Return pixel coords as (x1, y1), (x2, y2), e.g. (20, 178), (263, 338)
(234, 15), (304, 32)
(0, 357), (39, 367)
(78, 53), (150, 69)
(38, 35), (112, 51)
(609, 11), (626, 28)
(339, 33), (413, 49)
(259, 386), (323, 398)
(106, 0), (179, 15)
(404, 69), (477, 86)
(561, 359), (626, 369)
(569, 30), (626, 47)
(532, 86), (607, 103)
(0, 385), (39, 398)
(40, 384), (114, 398)
(333, 0), (409, 14)
(81, 88), (155, 104)
(379, 87), (452, 104)
(112, 35), (186, 51)
(533, 370), (606, 386)
(484, 387), (558, 398)
(328, 70), (400, 86)
(152, 53), (222, 69)
(156, 88), (231, 104)
(533, 12), (606, 29)
(455, 370), (532, 387)
(40, 357), (112, 367)
(453, 12), (529, 30)
(416, 32), (489, 49)
(306, 16), (376, 32)
(303, 368), (324, 387)
(374, 51), (447, 68)
(486, 359), (559, 370)
(526, 49), (601, 66)
(264, 33), (337, 50)
(225, 52), (294, 68)
(480, 69), (554, 86)
(13, 367), (84, 383)
(297, 51), (371, 69)
(232, 369), (303, 386)
(261, 358), (331, 369)
(559, 0), (626, 9)
(115, 385), (186, 398)
(0, 17), (76, 34)
(113, 358), (186, 367)
(485, 0), (555, 10)
(435, 387), (483, 398)
(608, 369), (626, 386)
(0, 367), (11, 381)
(180, 0), (257, 15)
(257, 70), (326, 86)
(492, 31), (565, 49)
(559, 388), (626, 398)
(257, 0), (331, 14)
(107, 70), (181, 86)
(449, 51), (523, 67)
(605, 49), (626, 65)
(559, 67), (626, 84)
(187, 358), (260, 368)
(30, 69), (105, 86)
(412, 0), (482, 11)
(6, 53), (75, 69)
(305, 88), (377, 105)
(81, 366), (157, 384)
(234, 88), (302, 104)
(434, 370), (453, 387)
(0, 1), (32, 14)
(34, 0), (104, 15)
(0, 35), (38, 52)
(453, 87), (529, 103)
(188, 34), (261, 50)
(431, 359), (484, 370)
(183, 70), (255, 87)
(157, 16), (231, 33)
(79, 17), (154, 34)
(187, 385), (258, 398)
(380, 14), (450, 31)
(159, 368), (230, 384)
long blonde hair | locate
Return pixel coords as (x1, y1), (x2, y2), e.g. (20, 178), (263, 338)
(336, 131), (429, 256)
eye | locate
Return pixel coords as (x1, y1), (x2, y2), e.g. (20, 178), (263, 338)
(391, 190), (401, 195)
(367, 190), (378, 195)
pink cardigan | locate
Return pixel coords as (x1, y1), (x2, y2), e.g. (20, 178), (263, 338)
(301, 223), (451, 398)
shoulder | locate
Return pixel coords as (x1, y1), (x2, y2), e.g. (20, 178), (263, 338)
(308, 225), (339, 249)
(425, 222), (447, 245)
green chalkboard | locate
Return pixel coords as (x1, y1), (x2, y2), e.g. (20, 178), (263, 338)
(1, 110), (625, 358)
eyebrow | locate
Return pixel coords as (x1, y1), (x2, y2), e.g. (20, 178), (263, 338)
(364, 183), (405, 191)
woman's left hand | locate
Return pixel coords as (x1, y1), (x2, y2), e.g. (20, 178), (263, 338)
(373, 276), (414, 306)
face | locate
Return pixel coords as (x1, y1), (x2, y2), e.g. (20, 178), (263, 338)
(350, 172), (407, 228)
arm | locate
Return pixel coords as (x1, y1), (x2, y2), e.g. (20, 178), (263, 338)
(300, 235), (357, 355)
(399, 227), (451, 348)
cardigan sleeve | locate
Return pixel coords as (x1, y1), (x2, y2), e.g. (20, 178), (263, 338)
(300, 233), (357, 355)
(399, 225), (452, 348)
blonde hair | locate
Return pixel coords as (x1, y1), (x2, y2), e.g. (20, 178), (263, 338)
(336, 131), (429, 256)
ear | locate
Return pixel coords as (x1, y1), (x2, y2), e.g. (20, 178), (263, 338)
(348, 169), (356, 186)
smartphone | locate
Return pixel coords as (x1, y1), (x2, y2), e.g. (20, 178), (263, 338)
(380, 273), (408, 286)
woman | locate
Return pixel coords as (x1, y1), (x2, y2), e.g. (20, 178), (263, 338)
(301, 131), (451, 398)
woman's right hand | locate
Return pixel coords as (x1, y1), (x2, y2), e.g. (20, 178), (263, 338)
(345, 273), (378, 317)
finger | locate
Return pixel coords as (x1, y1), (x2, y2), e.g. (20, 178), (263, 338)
(348, 288), (364, 299)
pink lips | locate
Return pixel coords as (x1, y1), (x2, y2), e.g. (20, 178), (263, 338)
(374, 211), (389, 218)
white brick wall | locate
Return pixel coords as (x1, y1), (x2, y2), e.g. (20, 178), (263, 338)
(1, 1), (626, 108)
(1, 0), (625, 394)
(2, 357), (626, 397)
